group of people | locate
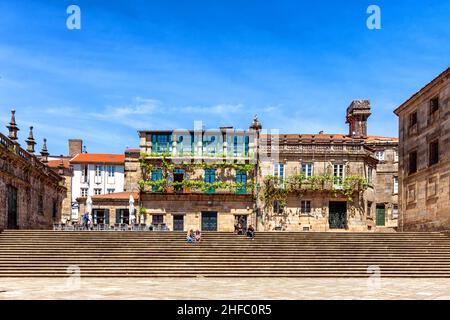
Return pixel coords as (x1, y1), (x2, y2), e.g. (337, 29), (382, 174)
(234, 223), (255, 240)
(186, 229), (202, 243)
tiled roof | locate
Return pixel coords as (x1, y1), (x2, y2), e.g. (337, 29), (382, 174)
(365, 136), (399, 142)
(47, 159), (70, 169)
(261, 134), (397, 142)
(261, 134), (353, 141)
(70, 153), (125, 164)
(79, 192), (139, 201)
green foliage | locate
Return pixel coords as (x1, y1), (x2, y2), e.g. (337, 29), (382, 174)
(261, 174), (368, 212)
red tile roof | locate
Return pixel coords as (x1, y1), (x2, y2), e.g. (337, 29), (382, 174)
(70, 153), (125, 164)
(261, 134), (398, 142)
(47, 159), (71, 169)
(78, 192), (139, 201)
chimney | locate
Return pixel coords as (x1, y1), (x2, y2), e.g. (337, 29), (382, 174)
(26, 126), (36, 153)
(6, 109), (19, 142)
(346, 100), (371, 139)
(68, 139), (83, 157)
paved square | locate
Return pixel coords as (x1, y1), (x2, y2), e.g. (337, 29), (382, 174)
(1, 278), (450, 300)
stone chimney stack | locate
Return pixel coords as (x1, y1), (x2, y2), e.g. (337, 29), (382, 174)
(68, 139), (83, 157)
(41, 138), (49, 163)
(346, 100), (371, 139)
(6, 109), (19, 142)
(26, 126), (36, 153)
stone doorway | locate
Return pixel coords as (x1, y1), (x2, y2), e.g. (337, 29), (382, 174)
(328, 201), (347, 229)
(376, 205), (386, 226)
(201, 211), (218, 231)
(7, 185), (18, 229)
(173, 215), (184, 231)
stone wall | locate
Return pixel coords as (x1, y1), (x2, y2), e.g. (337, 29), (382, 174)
(396, 68), (450, 231)
(0, 137), (66, 229)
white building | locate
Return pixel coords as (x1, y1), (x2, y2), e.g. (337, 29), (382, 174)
(70, 153), (125, 219)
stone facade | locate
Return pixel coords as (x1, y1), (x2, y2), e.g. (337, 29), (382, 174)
(258, 100), (398, 232)
(73, 101), (399, 233)
(0, 112), (66, 230)
(395, 67), (450, 231)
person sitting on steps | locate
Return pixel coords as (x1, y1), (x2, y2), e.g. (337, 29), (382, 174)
(186, 229), (195, 243)
(246, 225), (255, 240)
(195, 229), (202, 242)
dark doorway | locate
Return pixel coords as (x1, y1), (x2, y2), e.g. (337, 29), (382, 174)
(116, 209), (130, 224)
(7, 185), (18, 229)
(173, 215), (184, 231)
(202, 211), (217, 231)
(329, 201), (347, 229)
(93, 209), (110, 225)
(235, 215), (248, 228)
(173, 169), (185, 192)
(376, 205), (386, 226)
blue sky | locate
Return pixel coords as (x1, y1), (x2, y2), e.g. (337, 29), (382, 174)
(0, 0), (449, 155)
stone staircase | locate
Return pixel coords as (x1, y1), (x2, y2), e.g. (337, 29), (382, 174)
(1, 230), (450, 277)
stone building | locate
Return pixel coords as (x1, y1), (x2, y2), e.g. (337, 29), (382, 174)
(258, 100), (398, 232)
(394, 67), (450, 231)
(73, 101), (398, 233)
(0, 110), (66, 230)
(136, 127), (258, 231)
(47, 157), (72, 223)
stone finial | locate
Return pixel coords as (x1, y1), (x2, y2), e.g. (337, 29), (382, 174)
(40, 138), (49, 163)
(25, 126), (36, 153)
(6, 109), (19, 141)
(57, 156), (65, 176)
(250, 115), (262, 131)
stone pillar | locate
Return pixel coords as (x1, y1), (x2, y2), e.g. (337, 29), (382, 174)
(6, 109), (19, 141)
(41, 138), (49, 163)
(26, 126), (36, 153)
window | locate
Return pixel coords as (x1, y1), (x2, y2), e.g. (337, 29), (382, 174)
(273, 200), (284, 214)
(392, 205), (399, 219)
(429, 140), (439, 166)
(375, 150), (385, 161)
(368, 167), (373, 184)
(393, 176), (399, 194)
(367, 201), (373, 216)
(152, 134), (172, 153)
(81, 165), (88, 183)
(430, 97), (439, 114)
(151, 169), (163, 192)
(152, 214), (164, 225)
(235, 170), (247, 194)
(300, 200), (311, 214)
(95, 165), (102, 177)
(94, 188), (102, 195)
(274, 163), (284, 180)
(107, 166), (115, 177)
(409, 111), (417, 127)
(301, 163), (314, 177)
(80, 188), (88, 197)
(204, 169), (216, 193)
(394, 150), (399, 162)
(333, 164), (344, 185)
(107, 188), (115, 194)
(408, 151), (417, 175)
